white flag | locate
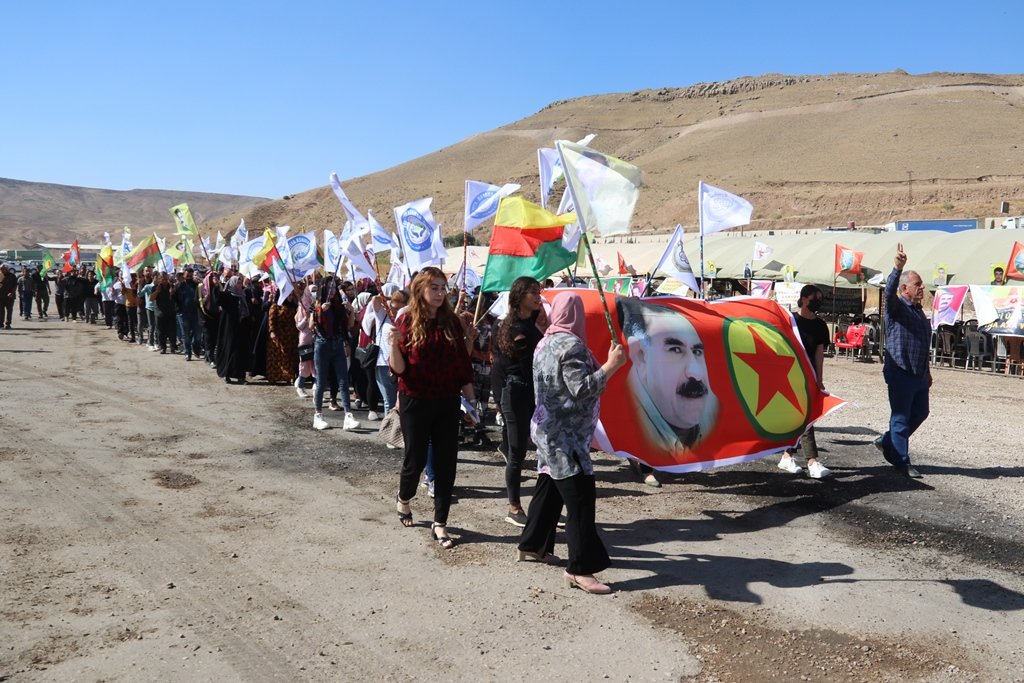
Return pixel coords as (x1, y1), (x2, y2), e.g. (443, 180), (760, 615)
(652, 224), (700, 294)
(538, 148), (561, 208)
(367, 211), (396, 255)
(288, 231), (320, 274)
(752, 241), (774, 261)
(486, 291), (510, 320)
(120, 229), (132, 257)
(343, 234), (377, 282)
(390, 234), (403, 264)
(238, 235), (266, 278)
(231, 219), (247, 247)
(386, 260), (409, 288)
(214, 231), (226, 253)
(329, 172), (369, 231)
(393, 197), (444, 273)
(450, 261), (482, 293)
(464, 180), (520, 233)
(538, 133), (596, 208)
(323, 230), (343, 275)
(274, 226), (293, 269)
(699, 181), (753, 235)
(556, 140), (641, 237)
(103, 231), (112, 246)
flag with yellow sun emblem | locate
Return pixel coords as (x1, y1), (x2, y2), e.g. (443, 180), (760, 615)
(544, 289), (845, 472)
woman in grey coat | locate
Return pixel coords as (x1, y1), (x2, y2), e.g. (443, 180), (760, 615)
(517, 292), (626, 594)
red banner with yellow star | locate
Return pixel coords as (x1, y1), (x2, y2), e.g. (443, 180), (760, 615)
(549, 289), (845, 472)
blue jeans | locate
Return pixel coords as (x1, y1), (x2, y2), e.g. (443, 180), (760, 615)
(313, 336), (350, 412)
(881, 362), (930, 467)
(178, 314), (198, 357)
(375, 365), (397, 414)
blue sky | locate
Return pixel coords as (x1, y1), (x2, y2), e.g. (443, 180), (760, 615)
(2, 0), (1020, 199)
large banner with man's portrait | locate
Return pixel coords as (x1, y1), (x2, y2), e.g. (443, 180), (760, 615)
(547, 289), (846, 473)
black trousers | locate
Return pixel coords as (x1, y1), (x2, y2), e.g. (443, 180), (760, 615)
(501, 379), (534, 506)
(102, 300), (114, 327)
(55, 294), (64, 319)
(201, 315), (219, 363)
(115, 304), (128, 336)
(125, 306), (138, 339)
(156, 313), (177, 351)
(67, 296), (83, 320)
(398, 393), (461, 525)
(519, 472), (610, 575)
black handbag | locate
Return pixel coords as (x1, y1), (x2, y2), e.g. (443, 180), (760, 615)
(356, 343), (380, 370)
(297, 344), (314, 362)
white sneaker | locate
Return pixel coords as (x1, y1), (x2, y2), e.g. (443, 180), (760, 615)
(313, 413), (329, 430)
(366, 411), (379, 421)
(386, 443), (398, 450)
(808, 461), (832, 479)
(296, 386), (309, 398)
(777, 454), (803, 474)
(495, 413), (504, 427)
(342, 412), (360, 431)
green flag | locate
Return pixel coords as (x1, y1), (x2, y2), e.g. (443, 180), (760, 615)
(40, 250), (56, 278)
(170, 203), (200, 236)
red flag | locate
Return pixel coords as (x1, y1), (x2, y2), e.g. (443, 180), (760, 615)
(834, 244), (864, 274)
(543, 289), (844, 472)
(69, 240), (81, 266)
(1005, 241), (1024, 280)
(617, 251), (637, 276)
(62, 251), (72, 273)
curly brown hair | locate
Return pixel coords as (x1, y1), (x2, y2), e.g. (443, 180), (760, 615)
(497, 276), (540, 357)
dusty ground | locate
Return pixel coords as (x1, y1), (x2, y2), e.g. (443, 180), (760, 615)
(2, 319), (1023, 682)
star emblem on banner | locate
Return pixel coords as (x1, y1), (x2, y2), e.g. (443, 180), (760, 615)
(724, 318), (810, 439)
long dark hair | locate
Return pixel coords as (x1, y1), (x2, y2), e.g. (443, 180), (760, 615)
(316, 276), (348, 327)
(497, 276), (540, 357)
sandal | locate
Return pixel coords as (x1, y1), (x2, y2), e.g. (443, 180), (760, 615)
(431, 523), (455, 550)
(396, 497), (413, 527)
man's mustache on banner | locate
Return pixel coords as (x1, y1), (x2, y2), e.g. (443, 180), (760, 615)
(543, 289), (845, 473)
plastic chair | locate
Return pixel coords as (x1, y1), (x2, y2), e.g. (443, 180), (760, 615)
(965, 331), (991, 371)
(934, 327), (957, 367)
(834, 324), (867, 358)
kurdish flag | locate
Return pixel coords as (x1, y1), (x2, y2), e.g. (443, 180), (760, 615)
(558, 289), (844, 472)
(40, 250), (56, 277)
(170, 203), (200, 236)
(125, 235), (162, 272)
(96, 245), (116, 285)
(253, 229), (293, 304)
(480, 196), (577, 292)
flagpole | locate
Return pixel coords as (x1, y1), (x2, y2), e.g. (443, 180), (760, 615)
(698, 183), (706, 300)
(581, 233), (617, 338)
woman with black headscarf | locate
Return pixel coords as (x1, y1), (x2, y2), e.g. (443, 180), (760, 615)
(215, 275), (255, 384)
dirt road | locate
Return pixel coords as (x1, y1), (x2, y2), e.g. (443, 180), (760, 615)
(2, 320), (1023, 682)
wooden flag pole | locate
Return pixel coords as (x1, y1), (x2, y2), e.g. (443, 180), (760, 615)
(471, 289), (486, 328)
(460, 231), (470, 311)
(581, 232), (617, 338)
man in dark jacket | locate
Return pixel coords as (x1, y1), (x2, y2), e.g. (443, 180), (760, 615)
(17, 267), (36, 320)
(0, 264), (17, 329)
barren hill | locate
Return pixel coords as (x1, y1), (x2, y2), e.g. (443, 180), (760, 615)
(0, 178), (268, 249)
(206, 71), (1024, 242)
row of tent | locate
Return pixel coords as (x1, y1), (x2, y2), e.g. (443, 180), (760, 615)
(445, 229), (1023, 290)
